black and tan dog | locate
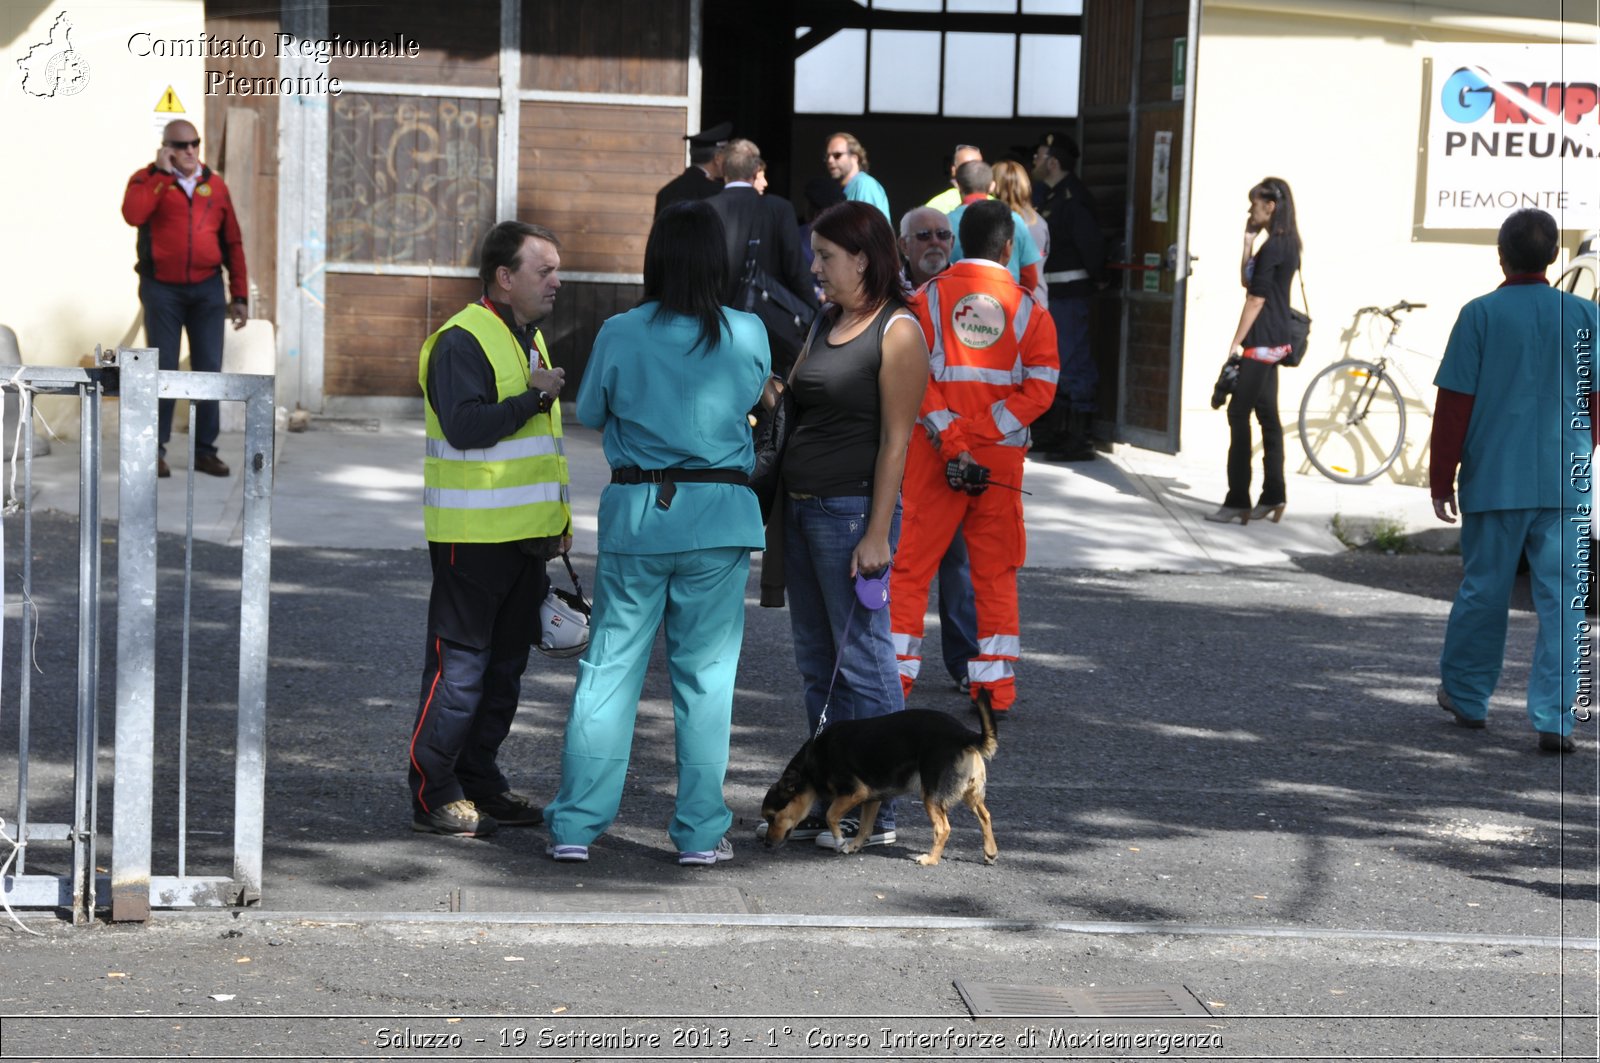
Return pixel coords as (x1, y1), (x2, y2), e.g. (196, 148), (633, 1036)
(760, 690), (999, 865)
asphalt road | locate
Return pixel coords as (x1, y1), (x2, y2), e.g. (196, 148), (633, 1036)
(1, 514), (1595, 1060)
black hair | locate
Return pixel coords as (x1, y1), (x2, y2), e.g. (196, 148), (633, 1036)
(1249, 177), (1301, 253)
(642, 200), (729, 354)
(478, 221), (560, 290)
(959, 200), (1014, 263)
(1498, 208), (1560, 273)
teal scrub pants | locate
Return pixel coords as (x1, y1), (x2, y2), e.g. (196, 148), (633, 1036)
(1440, 508), (1582, 737)
(544, 547), (750, 853)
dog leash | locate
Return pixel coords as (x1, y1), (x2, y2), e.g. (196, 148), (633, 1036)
(813, 599), (858, 739)
(812, 564), (893, 740)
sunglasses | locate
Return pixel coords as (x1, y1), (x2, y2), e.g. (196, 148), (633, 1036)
(912, 228), (953, 241)
(166, 138), (201, 150)
(826, 151), (851, 159)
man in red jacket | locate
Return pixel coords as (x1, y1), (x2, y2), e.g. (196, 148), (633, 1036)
(122, 119), (249, 478)
(891, 200), (1059, 712)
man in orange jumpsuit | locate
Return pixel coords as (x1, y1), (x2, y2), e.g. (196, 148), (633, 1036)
(891, 199), (1059, 712)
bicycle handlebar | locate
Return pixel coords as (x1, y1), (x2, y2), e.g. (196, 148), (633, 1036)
(1355, 301), (1429, 321)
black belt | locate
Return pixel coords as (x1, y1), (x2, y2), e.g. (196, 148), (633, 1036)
(610, 466), (751, 510)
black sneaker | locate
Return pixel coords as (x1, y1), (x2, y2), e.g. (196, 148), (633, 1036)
(412, 799), (498, 837)
(1538, 731), (1576, 754)
(756, 814), (829, 842)
(469, 790), (542, 826)
(815, 818), (897, 850)
(1436, 685), (1486, 729)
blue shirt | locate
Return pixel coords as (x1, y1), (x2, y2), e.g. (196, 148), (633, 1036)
(1434, 283), (1597, 512)
(577, 303), (771, 553)
(844, 171), (891, 221)
(947, 201), (1042, 284)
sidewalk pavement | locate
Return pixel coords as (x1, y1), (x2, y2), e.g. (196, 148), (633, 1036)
(20, 414), (1449, 570)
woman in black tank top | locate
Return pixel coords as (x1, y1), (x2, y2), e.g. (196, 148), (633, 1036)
(773, 202), (929, 849)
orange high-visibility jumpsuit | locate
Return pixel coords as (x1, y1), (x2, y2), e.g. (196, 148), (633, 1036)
(891, 259), (1059, 710)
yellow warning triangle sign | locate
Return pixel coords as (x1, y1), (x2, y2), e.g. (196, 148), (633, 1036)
(155, 86), (185, 113)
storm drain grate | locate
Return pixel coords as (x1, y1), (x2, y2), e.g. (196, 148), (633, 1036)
(954, 981), (1212, 1019)
(450, 885), (751, 915)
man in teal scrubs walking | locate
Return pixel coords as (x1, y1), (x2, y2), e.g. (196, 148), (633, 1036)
(1430, 208), (1597, 754)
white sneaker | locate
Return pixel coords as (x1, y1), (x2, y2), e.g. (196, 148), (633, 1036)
(546, 842), (589, 863)
(678, 836), (734, 865)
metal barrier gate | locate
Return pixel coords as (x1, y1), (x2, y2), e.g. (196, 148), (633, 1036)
(0, 347), (274, 924)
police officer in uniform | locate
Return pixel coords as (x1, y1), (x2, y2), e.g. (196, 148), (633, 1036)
(1031, 131), (1106, 462)
(408, 221), (573, 838)
(654, 121), (731, 216)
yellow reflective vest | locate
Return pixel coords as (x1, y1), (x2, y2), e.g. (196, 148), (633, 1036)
(418, 303), (571, 544)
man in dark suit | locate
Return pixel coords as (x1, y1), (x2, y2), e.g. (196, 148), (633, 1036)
(654, 121), (731, 216)
(707, 138), (817, 373)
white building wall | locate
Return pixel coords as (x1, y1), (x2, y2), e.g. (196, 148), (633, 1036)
(1182, 1), (1598, 480)
(2, 1), (206, 432)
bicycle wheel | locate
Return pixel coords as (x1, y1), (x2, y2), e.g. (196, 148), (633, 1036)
(1297, 359), (1406, 484)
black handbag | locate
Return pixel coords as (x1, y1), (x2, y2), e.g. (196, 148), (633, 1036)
(1282, 272), (1311, 368)
(736, 237), (816, 365)
(749, 311), (824, 518)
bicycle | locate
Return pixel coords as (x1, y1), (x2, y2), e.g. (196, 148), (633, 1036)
(1297, 300), (1436, 484)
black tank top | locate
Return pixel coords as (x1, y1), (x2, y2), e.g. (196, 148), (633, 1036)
(782, 303), (903, 497)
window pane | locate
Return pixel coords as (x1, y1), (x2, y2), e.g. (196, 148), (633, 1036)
(1021, 0), (1083, 13)
(873, 0), (942, 10)
(795, 28), (867, 113)
(328, 94), (497, 266)
(1017, 34), (1080, 117)
(947, 0), (1018, 12)
(870, 30), (941, 113)
(942, 33), (1017, 118)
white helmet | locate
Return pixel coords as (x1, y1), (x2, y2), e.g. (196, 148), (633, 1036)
(538, 554), (591, 658)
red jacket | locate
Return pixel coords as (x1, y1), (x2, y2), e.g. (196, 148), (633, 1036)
(910, 259), (1060, 459)
(121, 165), (248, 300)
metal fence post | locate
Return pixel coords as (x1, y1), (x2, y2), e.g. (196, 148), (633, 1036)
(111, 347), (159, 922)
(232, 385), (274, 905)
(71, 384), (102, 924)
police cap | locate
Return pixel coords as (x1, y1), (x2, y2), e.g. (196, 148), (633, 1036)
(685, 121), (732, 148)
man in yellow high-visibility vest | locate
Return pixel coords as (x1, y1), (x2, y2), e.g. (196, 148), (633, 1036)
(408, 220), (573, 838)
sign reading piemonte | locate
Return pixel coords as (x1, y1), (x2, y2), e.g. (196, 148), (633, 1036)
(1423, 44), (1599, 231)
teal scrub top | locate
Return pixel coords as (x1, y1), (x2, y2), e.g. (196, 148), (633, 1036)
(844, 171), (891, 222)
(576, 304), (771, 554)
(947, 202), (1043, 284)
(1434, 283), (1597, 513)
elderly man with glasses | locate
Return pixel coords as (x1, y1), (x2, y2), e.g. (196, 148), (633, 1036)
(121, 119), (250, 478)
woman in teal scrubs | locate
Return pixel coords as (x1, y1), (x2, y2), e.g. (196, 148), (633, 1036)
(543, 201), (771, 864)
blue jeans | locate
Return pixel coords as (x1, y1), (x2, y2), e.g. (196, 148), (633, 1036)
(938, 526), (978, 683)
(784, 494), (904, 826)
(140, 273), (226, 456)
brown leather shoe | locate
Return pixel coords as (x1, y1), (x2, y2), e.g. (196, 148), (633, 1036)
(194, 453), (230, 477)
(157, 458), (171, 479)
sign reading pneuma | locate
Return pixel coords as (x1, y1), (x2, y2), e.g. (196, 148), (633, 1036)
(1424, 44), (1599, 230)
